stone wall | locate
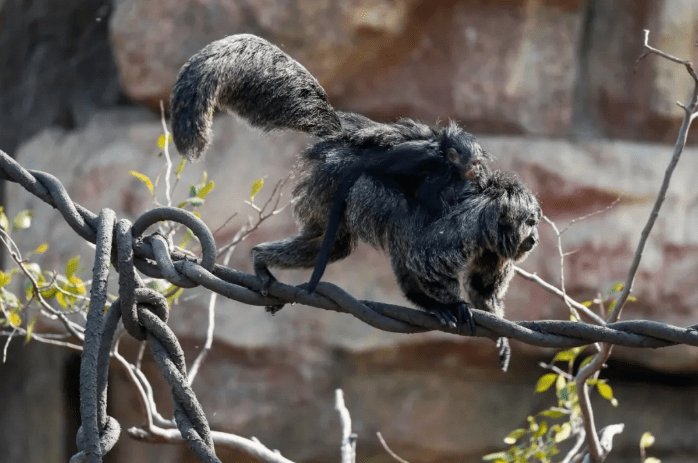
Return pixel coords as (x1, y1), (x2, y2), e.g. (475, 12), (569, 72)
(1, 0), (698, 462)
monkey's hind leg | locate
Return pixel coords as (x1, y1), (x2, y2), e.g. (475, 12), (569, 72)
(251, 222), (354, 311)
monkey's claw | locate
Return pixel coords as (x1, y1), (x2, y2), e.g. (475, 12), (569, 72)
(431, 309), (458, 329)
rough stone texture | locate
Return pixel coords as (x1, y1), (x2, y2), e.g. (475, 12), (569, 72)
(109, 0), (420, 105)
(4, 110), (698, 461)
(0, 0), (123, 154)
(0, 341), (71, 462)
(2, 0), (698, 461)
(574, 0), (698, 143)
(109, 0), (698, 142)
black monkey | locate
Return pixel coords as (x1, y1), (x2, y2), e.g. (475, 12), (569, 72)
(170, 34), (490, 299)
(305, 116), (488, 293)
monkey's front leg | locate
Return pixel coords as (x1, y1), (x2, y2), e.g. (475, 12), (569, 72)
(394, 254), (475, 333)
(466, 268), (513, 371)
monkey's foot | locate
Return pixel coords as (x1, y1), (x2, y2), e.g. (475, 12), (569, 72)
(496, 337), (511, 372)
(254, 264), (277, 297)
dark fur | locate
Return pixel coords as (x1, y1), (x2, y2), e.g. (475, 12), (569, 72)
(169, 35), (540, 352)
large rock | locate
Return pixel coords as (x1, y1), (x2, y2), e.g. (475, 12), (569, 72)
(5, 108), (698, 461)
(109, 0), (698, 142)
(0, 0), (122, 153)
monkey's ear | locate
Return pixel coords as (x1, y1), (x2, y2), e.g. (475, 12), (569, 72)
(446, 148), (459, 163)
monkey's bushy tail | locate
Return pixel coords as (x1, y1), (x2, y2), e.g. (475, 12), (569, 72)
(170, 34), (342, 160)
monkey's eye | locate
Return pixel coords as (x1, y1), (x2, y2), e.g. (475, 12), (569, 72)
(446, 148), (459, 163)
(526, 218), (538, 227)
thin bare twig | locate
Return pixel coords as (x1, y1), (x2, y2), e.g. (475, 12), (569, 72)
(159, 100), (174, 207)
(335, 389), (356, 463)
(559, 198), (620, 235)
(514, 267), (606, 325)
(577, 29), (698, 463)
(635, 29), (698, 82)
(377, 432), (411, 463)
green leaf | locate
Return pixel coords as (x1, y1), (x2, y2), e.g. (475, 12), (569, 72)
(157, 133), (172, 150)
(25, 315), (38, 342)
(535, 373), (557, 393)
(196, 180), (215, 199)
(579, 354), (595, 370)
(0, 208), (9, 231)
(166, 286), (184, 307)
(175, 157), (186, 178)
(553, 347), (582, 363)
(65, 256), (80, 279)
(596, 381), (614, 400)
(539, 409), (566, 419)
(581, 300), (592, 307)
(503, 428), (527, 444)
(12, 210), (33, 231)
(609, 282), (624, 294)
(130, 171), (154, 195)
(250, 178), (264, 201)
(532, 421), (547, 439)
(178, 229), (193, 249)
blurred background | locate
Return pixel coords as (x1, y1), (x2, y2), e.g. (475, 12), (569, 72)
(1, 0), (698, 462)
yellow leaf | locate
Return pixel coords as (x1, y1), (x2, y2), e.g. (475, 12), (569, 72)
(250, 178), (264, 201)
(26, 316), (38, 342)
(503, 428), (527, 444)
(0, 271), (11, 288)
(640, 432), (655, 449)
(65, 256), (80, 279)
(9, 312), (21, 327)
(196, 180), (215, 199)
(157, 133), (172, 150)
(596, 381), (614, 400)
(0, 209), (8, 231)
(535, 373), (557, 392)
(33, 243), (49, 254)
(175, 157), (186, 178)
(130, 171), (154, 195)
(555, 422), (572, 443)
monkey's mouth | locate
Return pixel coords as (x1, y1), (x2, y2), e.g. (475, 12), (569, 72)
(460, 163), (481, 180)
(512, 235), (537, 261)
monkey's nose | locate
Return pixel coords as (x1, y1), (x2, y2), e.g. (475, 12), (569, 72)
(519, 236), (536, 252)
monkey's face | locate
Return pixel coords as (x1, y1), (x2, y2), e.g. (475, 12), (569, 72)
(477, 174), (541, 262)
(440, 123), (492, 181)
